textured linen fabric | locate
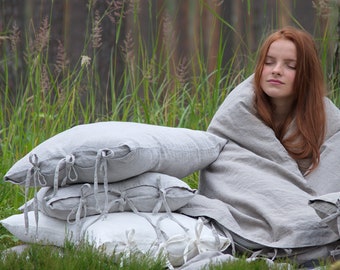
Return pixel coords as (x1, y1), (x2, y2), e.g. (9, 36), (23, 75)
(180, 74), (340, 254)
(20, 172), (195, 220)
(4, 121), (227, 187)
(306, 131), (340, 195)
(0, 211), (230, 268)
(309, 192), (340, 235)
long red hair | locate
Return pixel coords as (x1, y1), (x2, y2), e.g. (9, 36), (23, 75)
(254, 27), (326, 173)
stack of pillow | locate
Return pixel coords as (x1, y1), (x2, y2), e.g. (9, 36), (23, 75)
(1, 121), (230, 268)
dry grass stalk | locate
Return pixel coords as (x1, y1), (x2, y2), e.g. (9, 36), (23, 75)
(312, 0), (331, 18)
(10, 22), (20, 52)
(121, 30), (135, 63)
(92, 10), (103, 49)
(162, 12), (176, 53)
(55, 40), (69, 74)
(33, 16), (50, 54)
(41, 65), (50, 98)
(176, 57), (189, 86)
(106, 0), (133, 24)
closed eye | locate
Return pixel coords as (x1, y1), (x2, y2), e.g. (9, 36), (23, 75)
(286, 61), (296, 69)
(264, 60), (274, 65)
(264, 56), (275, 65)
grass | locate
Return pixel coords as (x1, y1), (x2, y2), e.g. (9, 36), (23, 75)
(0, 242), (303, 270)
(0, 1), (340, 269)
(0, 242), (166, 270)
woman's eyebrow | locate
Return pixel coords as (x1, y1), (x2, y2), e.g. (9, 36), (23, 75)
(284, 59), (297, 63)
(264, 55), (275, 60)
(265, 55), (296, 62)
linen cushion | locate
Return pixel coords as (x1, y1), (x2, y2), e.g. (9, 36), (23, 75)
(1, 211), (230, 267)
(4, 121), (227, 187)
(0, 211), (73, 247)
(20, 172), (195, 220)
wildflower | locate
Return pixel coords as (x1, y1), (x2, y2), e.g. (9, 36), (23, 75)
(81, 55), (91, 67)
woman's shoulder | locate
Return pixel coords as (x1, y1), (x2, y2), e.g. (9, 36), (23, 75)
(216, 74), (255, 111)
(226, 74), (255, 99)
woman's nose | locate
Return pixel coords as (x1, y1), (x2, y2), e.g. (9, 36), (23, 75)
(272, 63), (282, 75)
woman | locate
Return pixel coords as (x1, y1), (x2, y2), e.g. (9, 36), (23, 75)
(180, 26), (340, 267)
(253, 27), (326, 175)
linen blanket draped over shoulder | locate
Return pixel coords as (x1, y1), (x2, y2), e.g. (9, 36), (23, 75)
(180, 74), (340, 250)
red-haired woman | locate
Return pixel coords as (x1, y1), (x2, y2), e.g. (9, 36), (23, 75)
(181, 26), (340, 268)
(254, 26), (326, 175)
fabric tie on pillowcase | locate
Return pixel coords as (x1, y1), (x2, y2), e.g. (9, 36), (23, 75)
(24, 153), (78, 237)
(94, 149), (114, 215)
(155, 217), (226, 267)
(152, 176), (190, 234)
(62, 174), (194, 241)
(66, 183), (91, 239)
(67, 185), (166, 244)
(61, 154), (78, 185)
(122, 229), (137, 258)
(24, 154), (47, 236)
(49, 154), (78, 201)
(156, 233), (189, 269)
(152, 176), (173, 214)
(27, 154), (47, 186)
(22, 151), (198, 244)
(183, 218), (206, 263)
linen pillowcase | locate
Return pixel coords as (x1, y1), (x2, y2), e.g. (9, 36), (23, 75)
(309, 192), (340, 235)
(0, 211), (73, 247)
(83, 212), (230, 267)
(20, 172), (195, 220)
(1, 211), (230, 268)
(4, 121), (227, 187)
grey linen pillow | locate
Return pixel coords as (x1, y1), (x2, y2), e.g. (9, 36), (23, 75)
(309, 192), (340, 235)
(4, 121), (227, 187)
(20, 172), (195, 221)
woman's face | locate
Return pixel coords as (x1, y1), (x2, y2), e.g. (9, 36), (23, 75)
(260, 39), (297, 107)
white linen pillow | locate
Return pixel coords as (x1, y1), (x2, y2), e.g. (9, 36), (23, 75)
(1, 211), (230, 268)
(4, 121), (227, 187)
(20, 172), (195, 220)
(0, 211), (76, 246)
(83, 212), (230, 267)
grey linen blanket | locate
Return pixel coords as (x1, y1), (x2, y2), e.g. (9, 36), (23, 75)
(179, 75), (340, 255)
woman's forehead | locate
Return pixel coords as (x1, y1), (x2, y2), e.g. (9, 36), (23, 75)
(267, 39), (297, 59)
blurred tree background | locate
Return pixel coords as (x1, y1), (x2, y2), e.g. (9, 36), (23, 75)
(0, 0), (339, 113)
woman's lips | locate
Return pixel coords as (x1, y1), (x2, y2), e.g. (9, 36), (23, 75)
(267, 79), (284, 85)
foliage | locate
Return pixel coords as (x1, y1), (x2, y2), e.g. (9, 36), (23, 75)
(0, 1), (339, 269)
